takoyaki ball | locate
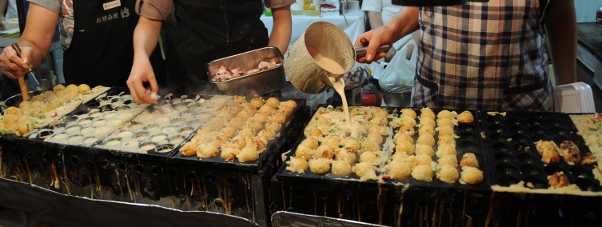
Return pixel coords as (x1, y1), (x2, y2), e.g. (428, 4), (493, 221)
(221, 147), (240, 162)
(368, 124), (387, 136)
(197, 143), (220, 158)
(227, 117), (245, 130)
(258, 105), (275, 116)
(366, 132), (383, 145)
(352, 162), (378, 181)
(370, 116), (388, 126)
(242, 105), (258, 115)
(18, 101), (31, 109)
(238, 146), (259, 162)
(304, 127), (324, 138)
(249, 97), (265, 108)
(341, 139), (361, 152)
(301, 137), (320, 150)
(373, 108), (389, 118)
(269, 112), (287, 124)
(437, 154), (458, 168)
(231, 136), (246, 149)
(400, 115), (417, 128)
(31, 94), (45, 102)
(44, 100), (59, 112)
(416, 134), (436, 147)
(277, 105), (293, 116)
(66, 84), (78, 92)
(314, 144), (335, 159)
(398, 125), (416, 136)
(392, 151), (410, 163)
(16, 118), (34, 135)
(460, 153), (479, 168)
(395, 141), (415, 155)
(238, 127), (256, 138)
(257, 129), (276, 141)
(460, 166), (484, 184)
(323, 136), (341, 150)
(418, 125), (436, 137)
(437, 135), (456, 146)
(436, 119), (457, 127)
(67, 88), (79, 98)
(394, 133), (414, 144)
(420, 107), (436, 120)
(309, 158), (331, 174)
(245, 120), (264, 131)
(359, 151), (378, 163)
(436, 164), (459, 183)
(286, 156), (309, 173)
(332, 160), (353, 176)
(207, 117), (226, 128)
(233, 96), (247, 105)
(295, 144), (314, 161)
(415, 144), (435, 157)
(264, 121), (282, 132)
(43, 90), (54, 97)
(265, 97), (280, 108)
(220, 127), (237, 139)
(78, 84), (91, 93)
(4, 107), (21, 116)
(335, 148), (357, 164)
(437, 126), (455, 137)
(401, 108), (417, 119)
(387, 161), (412, 180)
(411, 164), (434, 182)
(419, 117), (437, 128)
(250, 112), (268, 123)
(236, 109), (253, 120)
(456, 110), (474, 123)
(437, 110), (457, 120)
(362, 141), (381, 152)
(283, 100), (297, 108)
(436, 144), (457, 157)
(249, 137), (268, 151)
(53, 84), (65, 92)
(415, 154), (433, 166)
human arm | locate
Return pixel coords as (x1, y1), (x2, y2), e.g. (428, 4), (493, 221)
(544, 0), (577, 85)
(355, 6), (419, 63)
(0, 3), (56, 79)
(268, 5), (292, 54)
(0, 0), (7, 30)
(367, 11), (384, 30)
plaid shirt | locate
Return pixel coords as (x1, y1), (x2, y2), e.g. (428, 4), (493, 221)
(411, 0), (553, 112)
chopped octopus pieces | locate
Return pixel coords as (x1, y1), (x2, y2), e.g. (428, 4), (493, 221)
(212, 58), (281, 82)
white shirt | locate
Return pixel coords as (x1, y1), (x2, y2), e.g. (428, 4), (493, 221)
(361, 0), (401, 24)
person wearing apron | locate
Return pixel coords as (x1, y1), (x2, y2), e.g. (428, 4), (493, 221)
(354, 0), (577, 112)
(127, 0), (294, 104)
(0, 0), (164, 88)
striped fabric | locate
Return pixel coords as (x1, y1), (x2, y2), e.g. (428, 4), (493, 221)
(411, 0), (553, 112)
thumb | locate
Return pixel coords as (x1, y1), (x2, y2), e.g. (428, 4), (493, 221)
(20, 46), (33, 70)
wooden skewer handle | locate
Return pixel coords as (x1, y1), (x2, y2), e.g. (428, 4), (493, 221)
(18, 77), (29, 101)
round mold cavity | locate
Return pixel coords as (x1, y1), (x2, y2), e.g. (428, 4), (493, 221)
(569, 166), (594, 178)
(105, 138), (122, 146)
(458, 132), (478, 141)
(545, 118), (564, 127)
(172, 102), (188, 109)
(491, 142), (514, 154)
(170, 118), (186, 125)
(92, 119), (107, 127)
(457, 124), (477, 133)
(122, 140), (138, 148)
(128, 122), (144, 130)
(514, 143), (534, 153)
(137, 114), (155, 122)
(550, 126), (569, 136)
(180, 110), (199, 118)
(510, 134), (531, 144)
(118, 112), (134, 120)
(187, 119), (202, 127)
(489, 133), (510, 143)
(63, 116), (78, 124)
(65, 125), (82, 134)
(156, 144), (175, 153)
(80, 126), (95, 135)
(82, 137), (97, 145)
(67, 134), (84, 142)
(187, 104), (202, 110)
(519, 164), (544, 176)
(497, 176), (521, 187)
(457, 140), (480, 152)
(52, 132), (69, 140)
(487, 125), (506, 134)
(168, 135), (185, 144)
(528, 125), (546, 135)
(532, 134), (552, 143)
(99, 104), (113, 112)
(486, 116), (504, 124)
(575, 179), (602, 192)
(133, 131), (150, 140)
(517, 153), (539, 164)
(88, 108), (100, 114)
(494, 152), (514, 163)
(139, 142), (157, 151)
(150, 133), (168, 143)
(155, 117), (170, 124)
(508, 125), (528, 135)
(523, 176), (549, 189)
(543, 165), (565, 175)
(178, 127), (194, 135)
(103, 112), (117, 119)
(143, 124), (159, 131)
(114, 105), (131, 111)
(526, 118), (544, 127)
(118, 131), (134, 138)
(89, 112), (102, 118)
(78, 117), (93, 125)
(110, 97), (123, 103)
(504, 117), (525, 126)
(496, 163), (519, 175)
(161, 126), (177, 133)
(35, 130), (54, 139)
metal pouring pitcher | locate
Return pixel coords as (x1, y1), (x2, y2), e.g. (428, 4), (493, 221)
(284, 22), (356, 94)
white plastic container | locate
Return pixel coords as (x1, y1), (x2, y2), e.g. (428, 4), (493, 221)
(553, 82), (596, 113)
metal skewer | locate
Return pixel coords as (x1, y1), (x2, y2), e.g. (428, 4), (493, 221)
(11, 43), (41, 88)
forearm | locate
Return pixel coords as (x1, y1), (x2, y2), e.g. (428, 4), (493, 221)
(386, 6), (420, 43)
(367, 11), (384, 30)
(133, 17), (162, 61)
(268, 6), (292, 54)
(18, 4), (58, 69)
(545, 0), (577, 85)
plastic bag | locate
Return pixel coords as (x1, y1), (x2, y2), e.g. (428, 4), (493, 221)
(378, 39), (418, 93)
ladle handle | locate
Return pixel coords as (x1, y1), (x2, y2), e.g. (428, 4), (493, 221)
(355, 45), (391, 58)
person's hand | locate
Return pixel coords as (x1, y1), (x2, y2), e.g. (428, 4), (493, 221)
(355, 25), (396, 64)
(127, 57), (159, 104)
(0, 45), (32, 79)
